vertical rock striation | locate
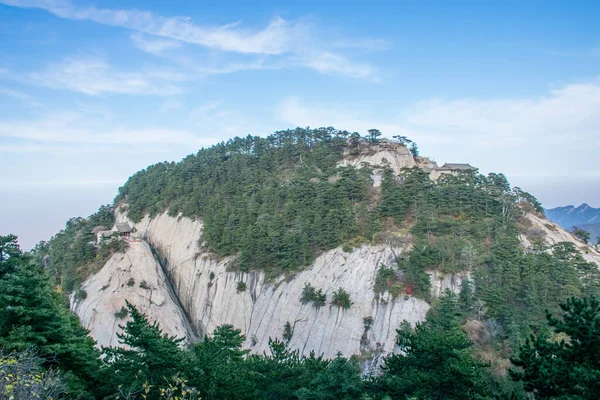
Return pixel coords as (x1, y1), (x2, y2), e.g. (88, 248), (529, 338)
(70, 240), (195, 347)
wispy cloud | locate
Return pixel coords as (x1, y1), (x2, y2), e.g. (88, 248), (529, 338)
(0, 110), (215, 145)
(158, 97), (183, 114)
(296, 52), (379, 80)
(0, 86), (41, 106)
(189, 100), (223, 119)
(1, 0), (309, 54)
(130, 33), (182, 56)
(5, 0), (297, 54)
(1, 0), (384, 80)
(25, 56), (189, 95)
(188, 100), (262, 138)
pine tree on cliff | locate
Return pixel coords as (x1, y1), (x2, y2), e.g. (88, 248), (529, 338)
(0, 234), (102, 398)
(102, 301), (188, 399)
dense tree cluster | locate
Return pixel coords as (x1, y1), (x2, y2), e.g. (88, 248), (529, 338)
(0, 235), (102, 397)
(116, 128), (379, 273)
(511, 296), (600, 399)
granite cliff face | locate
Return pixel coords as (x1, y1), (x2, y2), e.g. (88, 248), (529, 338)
(70, 240), (195, 347)
(72, 209), (466, 361)
(70, 140), (600, 362)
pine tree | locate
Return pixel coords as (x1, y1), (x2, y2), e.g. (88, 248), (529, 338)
(375, 292), (492, 399)
(510, 296), (600, 399)
(102, 301), (188, 399)
(187, 325), (254, 400)
(296, 356), (364, 400)
(0, 235), (102, 398)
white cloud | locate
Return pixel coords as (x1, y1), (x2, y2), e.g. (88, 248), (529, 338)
(188, 100), (264, 138)
(277, 80), (600, 178)
(25, 56), (189, 96)
(0, 86), (41, 106)
(297, 52), (379, 80)
(401, 82), (600, 147)
(0, 111), (214, 146)
(158, 97), (183, 114)
(189, 100), (223, 119)
(1, 0), (300, 54)
(1, 0), (382, 80)
(276, 97), (404, 134)
(131, 33), (182, 56)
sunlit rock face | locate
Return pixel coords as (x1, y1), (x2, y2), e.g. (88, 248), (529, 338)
(70, 240), (195, 348)
(88, 210), (461, 359)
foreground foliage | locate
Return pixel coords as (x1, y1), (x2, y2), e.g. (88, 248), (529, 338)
(511, 296), (600, 399)
(0, 350), (66, 400)
(0, 235), (102, 397)
(373, 291), (493, 399)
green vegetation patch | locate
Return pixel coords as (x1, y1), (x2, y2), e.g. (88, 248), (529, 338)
(300, 283), (326, 308)
(331, 288), (353, 309)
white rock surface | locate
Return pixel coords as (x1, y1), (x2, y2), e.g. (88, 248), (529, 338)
(337, 140), (416, 186)
(70, 240), (195, 347)
(109, 210), (465, 359)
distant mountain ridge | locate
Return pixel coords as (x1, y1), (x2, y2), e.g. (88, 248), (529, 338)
(545, 203), (600, 227)
(545, 203), (600, 243)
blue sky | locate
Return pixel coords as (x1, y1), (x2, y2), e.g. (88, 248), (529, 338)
(1, 0), (599, 248)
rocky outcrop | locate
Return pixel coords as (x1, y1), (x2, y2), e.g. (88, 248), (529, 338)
(337, 140), (416, 176)
(337, 140), (416, 187)
(70, 240), (195, 347)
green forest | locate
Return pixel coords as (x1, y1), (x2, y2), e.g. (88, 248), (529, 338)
(3, 128), (600, 399)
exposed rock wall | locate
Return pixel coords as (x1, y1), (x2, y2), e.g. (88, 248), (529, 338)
(74, 210), (598, 358)
(70, 240), (195, 347)
(107, 211), (466, 359)
(522, 213), (600, 265)
(337, 141), (416, 188)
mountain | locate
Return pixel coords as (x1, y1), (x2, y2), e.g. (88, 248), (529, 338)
(33, 128), (600, 373)
(545, 203), (600, 228)
(545, 203), (600, 243)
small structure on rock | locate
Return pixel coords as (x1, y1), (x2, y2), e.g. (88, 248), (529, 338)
(429, 162), (477, 180)
(438, 163), (476, 173)
(112, 223), (132, 238)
